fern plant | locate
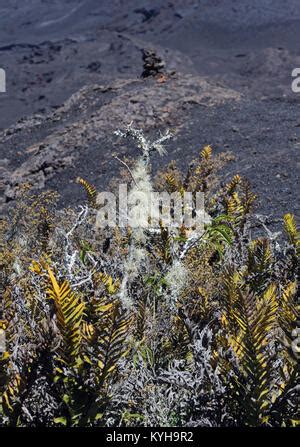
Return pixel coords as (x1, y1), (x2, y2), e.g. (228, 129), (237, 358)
(0, 133), (298, 427)
(46, 267), (85, 364)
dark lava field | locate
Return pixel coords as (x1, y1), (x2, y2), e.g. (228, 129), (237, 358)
(0, 0), (299, 222)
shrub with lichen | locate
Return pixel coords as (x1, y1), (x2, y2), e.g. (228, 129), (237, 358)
(0, 127), (299, 427)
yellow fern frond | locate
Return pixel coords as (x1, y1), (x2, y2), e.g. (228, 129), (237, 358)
(201, 145), (212, 160)
(226, 175), (242, 194)
(227, 192), (243, 217)
(47, 267), (84, 363)
(163, 173), (180, 193)
(76, 177), (97, 208)
(225, 180), (256, 226)
(0, 351), (10, 392)
(284, 214), (299, 254)
(93, 272), (120, 295)
(279, 281), (298, 359)
(221, 268), (243, 333)
(2, 374), (21, 413)
(82, 322), (95, 343)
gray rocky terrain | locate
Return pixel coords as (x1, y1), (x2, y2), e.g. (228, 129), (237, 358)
(0, 0), (299, 221)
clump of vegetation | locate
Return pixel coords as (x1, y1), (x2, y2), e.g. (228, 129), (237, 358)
(0, 127), (299, 427)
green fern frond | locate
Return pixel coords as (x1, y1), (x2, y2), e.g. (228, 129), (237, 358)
(96, 299), (132, 386)
(221, 270), (279, 425)
(247, 239), (272, 292)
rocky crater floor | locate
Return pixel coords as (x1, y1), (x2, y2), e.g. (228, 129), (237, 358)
(0, 0), (299, 222)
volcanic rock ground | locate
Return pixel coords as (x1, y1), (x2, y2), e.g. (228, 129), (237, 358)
(0, 0), (299, 223)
